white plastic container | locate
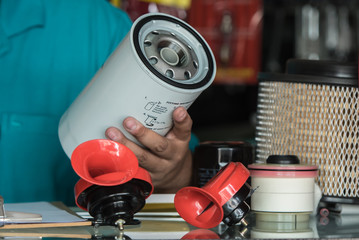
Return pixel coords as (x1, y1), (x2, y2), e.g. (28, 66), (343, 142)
(248, 155), (320, 213)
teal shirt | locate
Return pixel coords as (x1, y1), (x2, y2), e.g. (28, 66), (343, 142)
(0, 0), (132, 205)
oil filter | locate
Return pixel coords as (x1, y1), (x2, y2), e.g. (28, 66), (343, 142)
(255, 59), (358, 204)
(58, 13), (216, 158)
(192, 141), (254, 187)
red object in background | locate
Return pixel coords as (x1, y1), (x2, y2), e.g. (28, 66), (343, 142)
(188, 0), (263, 85)
(120, 0), (262, 84)
(121, 0), (188, 21)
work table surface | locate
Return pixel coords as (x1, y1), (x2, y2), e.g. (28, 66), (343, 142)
(0, 210), (357, 239)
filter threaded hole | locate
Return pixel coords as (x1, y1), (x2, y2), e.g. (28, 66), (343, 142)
(149, 57), (158, 65)
(165, 69), (174, 78)
(193, 60), (199, 69)
(144, 40), (152, 47)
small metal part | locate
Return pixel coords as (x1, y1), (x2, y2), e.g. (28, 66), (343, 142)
(239, 227), (248, 238)
(117, 230), (125, 240)
(115, 219), (126, 231)
(240, 217), (248, 227)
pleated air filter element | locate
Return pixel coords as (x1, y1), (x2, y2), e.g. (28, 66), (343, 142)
(255, 59), (359, 204)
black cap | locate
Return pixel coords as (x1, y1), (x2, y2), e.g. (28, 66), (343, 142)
(266, 155), (300, 165)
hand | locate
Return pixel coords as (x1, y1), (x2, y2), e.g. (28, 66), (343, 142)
(105, 107), (193, 193)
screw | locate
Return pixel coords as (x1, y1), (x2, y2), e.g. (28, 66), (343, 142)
(240, 218), (248, 227)
(239, 227), (248, 237)
(116, 230), (125, 240)
(115, 219), (126, 231)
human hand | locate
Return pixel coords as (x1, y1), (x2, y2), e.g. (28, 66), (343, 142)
(105, 106), (193, 193)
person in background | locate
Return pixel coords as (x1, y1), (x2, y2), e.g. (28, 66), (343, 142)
(0, 0), (194, 205)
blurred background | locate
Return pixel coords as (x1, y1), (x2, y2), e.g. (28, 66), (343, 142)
(109, 0), (359, 143)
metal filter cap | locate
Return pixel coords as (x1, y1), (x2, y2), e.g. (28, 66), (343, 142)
(133, 13), (215, 89)
(143, 30), (199, 81)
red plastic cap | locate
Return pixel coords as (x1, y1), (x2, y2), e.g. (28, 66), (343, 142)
(71, 139), (139, 186)
(174, 162), (250, 229)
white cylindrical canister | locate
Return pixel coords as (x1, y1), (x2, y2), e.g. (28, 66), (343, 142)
(248, 155), (318, 213)
(58, 13), (216, 158)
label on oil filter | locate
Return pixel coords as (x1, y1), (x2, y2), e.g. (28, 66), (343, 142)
(141, 96), (194, 133)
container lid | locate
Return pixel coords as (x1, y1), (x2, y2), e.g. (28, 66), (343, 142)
(258, 59), (358, 87)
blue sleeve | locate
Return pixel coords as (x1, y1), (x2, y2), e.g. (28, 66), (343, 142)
(189, 133), (200, 152)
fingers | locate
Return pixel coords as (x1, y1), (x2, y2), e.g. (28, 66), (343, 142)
(169, 107), (193, 141)
(105, 106), (192, 170)
(105, 126), (162, 172)
(105, 107), (193, 192)
(123, 117), (170, 154)
(123, 107), (192, 156)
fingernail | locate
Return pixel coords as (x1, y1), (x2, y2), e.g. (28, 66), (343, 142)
(124, 119), (137, 131)
(176, 108), (186, 121)
(107, 129), (117, 140)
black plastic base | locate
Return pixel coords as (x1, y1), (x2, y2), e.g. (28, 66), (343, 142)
(77, 179), (152, 226)
(222, 182), (252, 226)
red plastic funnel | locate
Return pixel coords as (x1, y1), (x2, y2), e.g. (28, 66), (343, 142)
(175, 186), (223, 229)
(71, 139), (139, 186)
(174, 162), (250, 229)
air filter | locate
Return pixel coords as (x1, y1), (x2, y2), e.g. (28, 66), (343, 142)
(255, 59), (358, 204)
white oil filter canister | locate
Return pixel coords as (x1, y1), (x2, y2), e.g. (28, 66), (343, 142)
(58, 13), (216, 158)
(248, 155), (319, 213)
